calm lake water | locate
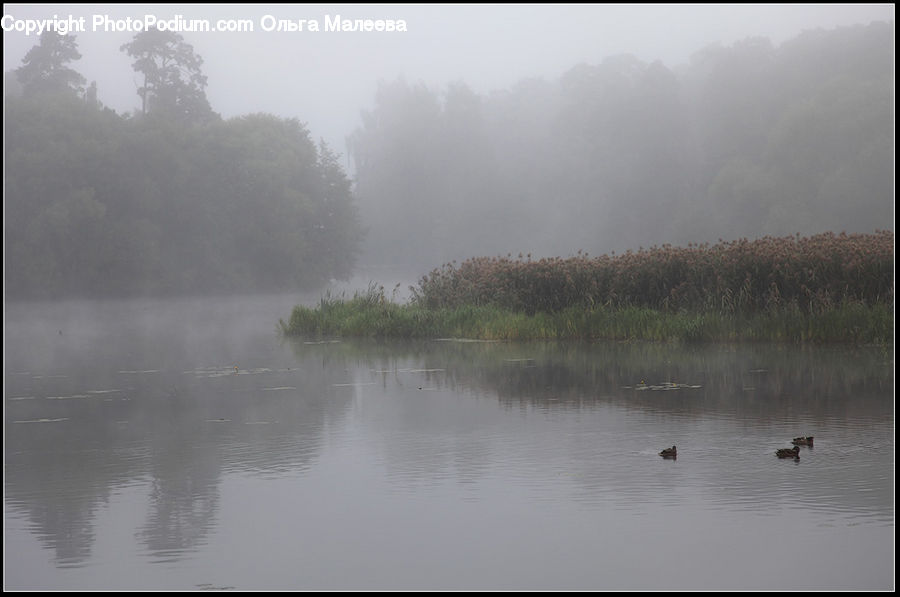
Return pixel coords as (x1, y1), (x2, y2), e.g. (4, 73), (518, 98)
(4, 294), (894, 590)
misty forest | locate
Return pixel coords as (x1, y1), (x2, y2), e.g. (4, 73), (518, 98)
(5, 28), (361, 297)
(4, 22), (895, 312)
(4, 14), (896, 591)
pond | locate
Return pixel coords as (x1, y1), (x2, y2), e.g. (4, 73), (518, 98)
(3, 294), (894, 590)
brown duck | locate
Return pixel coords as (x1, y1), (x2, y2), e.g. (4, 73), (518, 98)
(776, 446), (801, 459)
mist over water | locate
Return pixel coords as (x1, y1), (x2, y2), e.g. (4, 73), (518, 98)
(3, 4), (895, 590)
(4, 295), (894, 590)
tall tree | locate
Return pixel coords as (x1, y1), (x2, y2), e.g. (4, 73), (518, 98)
(15, 31), (86, 96)
(120, 28), (215, 123)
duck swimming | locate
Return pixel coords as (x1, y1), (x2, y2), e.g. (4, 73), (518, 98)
(791, 436), (814, 446)
(776, 446), (801, 459)
(659, 446), (677, 458)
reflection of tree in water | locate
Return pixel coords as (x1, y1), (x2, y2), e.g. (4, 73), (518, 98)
(132, 347), (358, 559)
(7, 470), (99, 566)
(137, 438), (221, 559)
(5, 330), (358, 569)
(4, 410), (130, 567)
(6, 326), (893, 571)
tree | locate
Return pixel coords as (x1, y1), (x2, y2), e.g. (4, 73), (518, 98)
(313, 140), (362, 281)
(15, 31), (86, 96)
(120, 28), (215, 123)
(348, 79), (446, 269)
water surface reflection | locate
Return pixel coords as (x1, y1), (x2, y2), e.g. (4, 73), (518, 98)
(4, 297), (894, 590)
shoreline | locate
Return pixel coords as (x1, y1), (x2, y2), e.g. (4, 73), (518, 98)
(280, 297), (893, 345)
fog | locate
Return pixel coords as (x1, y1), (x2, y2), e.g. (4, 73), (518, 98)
(2, 8), (895, 588)
(3, 4), (893, 153)
(3, 3), (895, 295)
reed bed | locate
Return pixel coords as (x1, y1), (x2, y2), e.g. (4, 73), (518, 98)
(282, 232), (894, 344)
(411, 231), (893, 315)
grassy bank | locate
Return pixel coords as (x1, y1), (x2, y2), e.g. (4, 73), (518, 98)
(280, 286), (892, 344)
(282, 232), (894, 344)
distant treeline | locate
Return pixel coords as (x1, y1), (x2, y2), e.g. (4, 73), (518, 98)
(349, 21), (895, 271)
(5, 30), (362, 298)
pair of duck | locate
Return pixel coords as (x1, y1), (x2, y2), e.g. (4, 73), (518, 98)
(660, 437), (813, 460)
(776, 436), (815, 459)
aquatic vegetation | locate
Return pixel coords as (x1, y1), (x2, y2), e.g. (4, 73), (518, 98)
(411, 231), (894, 316)
(282, 232), (893, 344)
(281, 298), (891, 344)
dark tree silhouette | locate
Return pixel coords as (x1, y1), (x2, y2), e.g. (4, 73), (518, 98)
(120, 28), (216, 123)
(15, 31), (86, 96)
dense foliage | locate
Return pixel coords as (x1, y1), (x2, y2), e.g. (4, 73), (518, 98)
(5, 32), (362, 298)
(349, 22), (894, 271)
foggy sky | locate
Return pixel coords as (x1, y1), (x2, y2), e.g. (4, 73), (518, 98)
(3, 3), (893, 157)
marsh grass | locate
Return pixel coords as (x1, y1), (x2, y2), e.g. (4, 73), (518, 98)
(282, 233), (893, 344)
(412, 231), (894, 316)
(282, 293), (892, 344)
